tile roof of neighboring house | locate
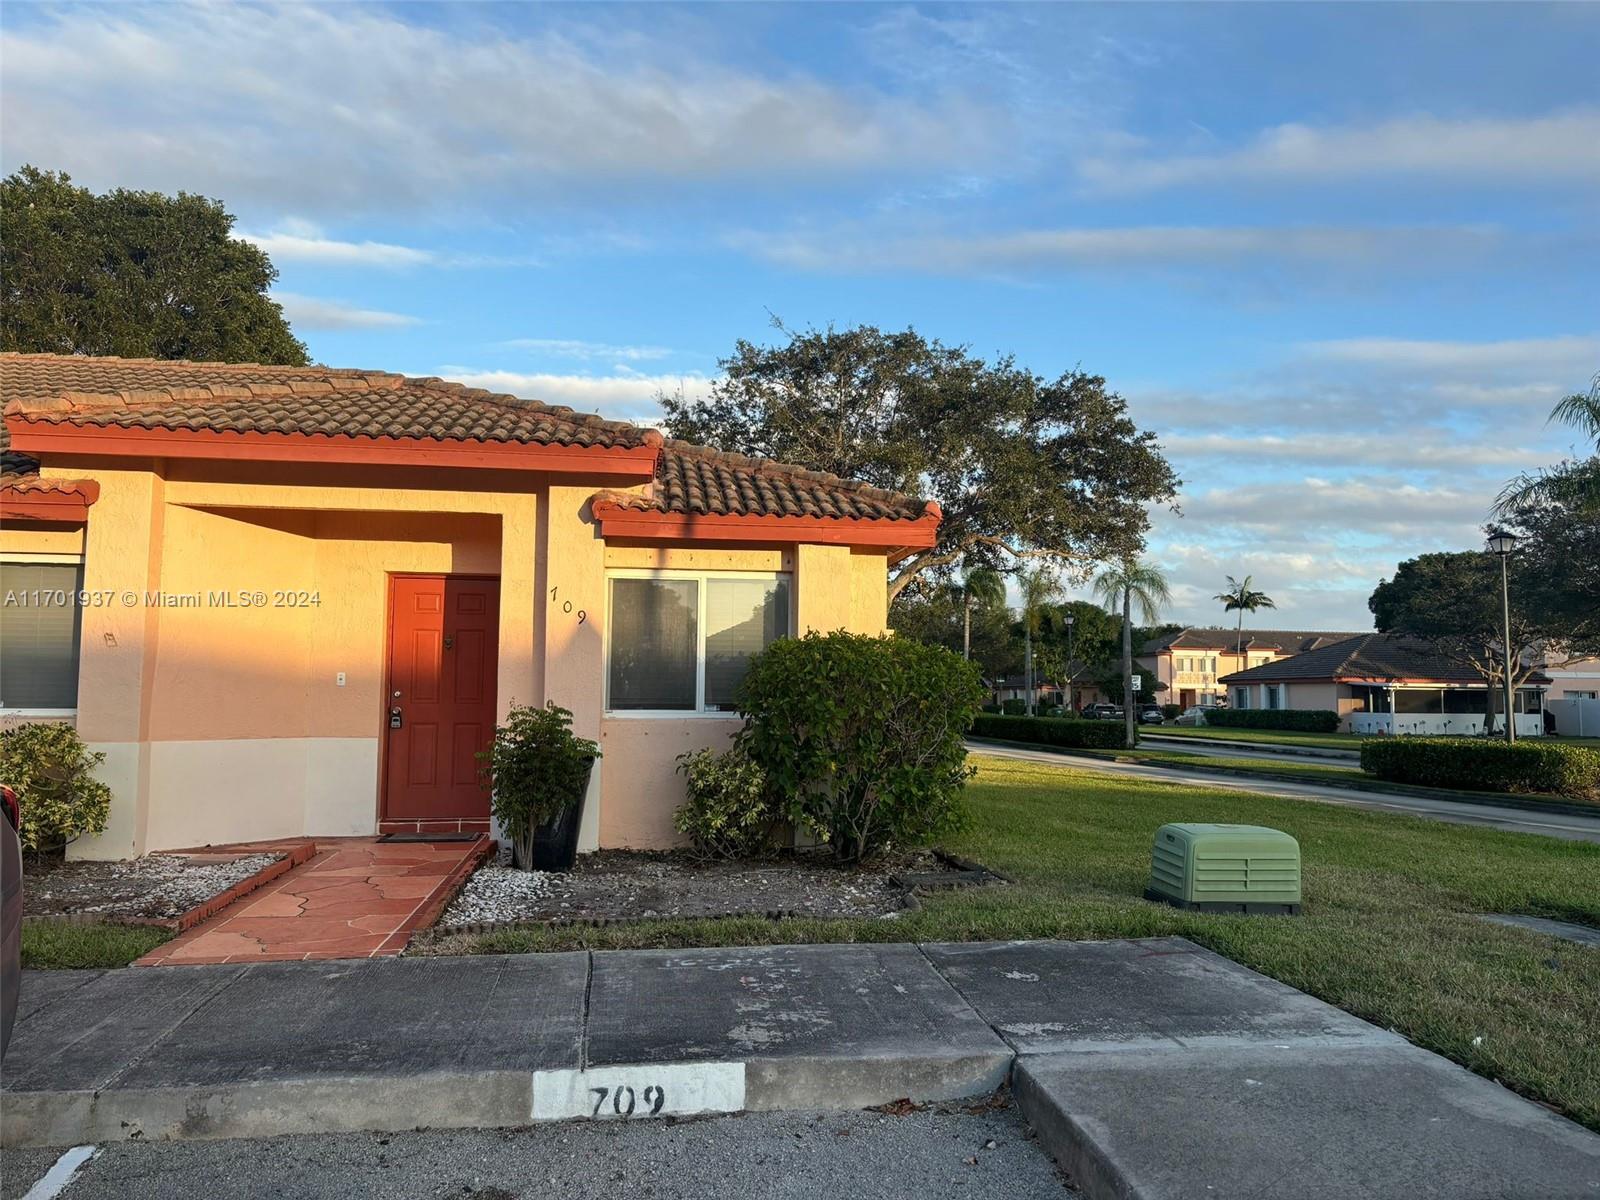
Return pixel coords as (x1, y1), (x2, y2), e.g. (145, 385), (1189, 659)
(1217, 633), (1551, 686)
(0, 353), (934, 525)
(593, 441), (931, 523)
(1141, 627), (1367, 655)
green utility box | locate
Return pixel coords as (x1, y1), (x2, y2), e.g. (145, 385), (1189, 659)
(1145, 823), (1301, 915)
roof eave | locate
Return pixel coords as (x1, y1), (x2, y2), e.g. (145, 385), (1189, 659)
(0, 478), (100, 525)
(592, 500), (940, 551)
(4, 420), (660, 479)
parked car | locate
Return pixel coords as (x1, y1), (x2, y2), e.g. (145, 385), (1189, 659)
(1174, 705), (1219, 726)
(1082, 704), (1123, 721)
(1, 784), (20, 1059)
(1138, 705), (1165, 724)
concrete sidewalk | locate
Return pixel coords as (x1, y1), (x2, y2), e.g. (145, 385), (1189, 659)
(5, 938), (1597, 1199)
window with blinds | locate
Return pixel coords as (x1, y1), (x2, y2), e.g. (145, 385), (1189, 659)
(606, 572), (791, 713)
(0, 561), (85, 710)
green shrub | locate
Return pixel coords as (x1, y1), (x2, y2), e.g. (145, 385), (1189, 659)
(1203, 708), (1341, 733)
(1161, 704), (1182, 720)
(970, 714), (1127, 749)
(0, 722), (112, 853)
(674, 745), (776, 859)
(476, 703), (600, 865)
(737, 631), (985, 862)
(1360, 738), (1599, 800)
(1000, 698), (1028, 716)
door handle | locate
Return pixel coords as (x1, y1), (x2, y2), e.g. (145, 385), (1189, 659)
(389, 707), (403, 729)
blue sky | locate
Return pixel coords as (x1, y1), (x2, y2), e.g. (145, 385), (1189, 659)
(4, 2), (1597, 629)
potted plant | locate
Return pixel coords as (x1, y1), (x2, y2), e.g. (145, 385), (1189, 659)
(476, 702), (600, 871)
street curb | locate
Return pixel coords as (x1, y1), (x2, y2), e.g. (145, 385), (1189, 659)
(1012, 1060), (1136, 1200)
(967, 737), (1598, 819)
(0, 1054), (1015, 1148)
(0, 1071), (537, 1147)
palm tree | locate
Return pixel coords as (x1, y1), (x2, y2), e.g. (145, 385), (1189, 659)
(1017, 567), (1063, 716)
(960, 566), (1006, 662)
(1093, 559), (1172, 748)
(1214, 574), (1277, 663)
(1494, 371), (1600, 516)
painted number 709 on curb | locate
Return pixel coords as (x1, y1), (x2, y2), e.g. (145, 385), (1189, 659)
(590, 1084), (666, 1117)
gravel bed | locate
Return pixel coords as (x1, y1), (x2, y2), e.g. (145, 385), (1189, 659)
(22, 852), (284, 920)
(438, 849), (983, 928)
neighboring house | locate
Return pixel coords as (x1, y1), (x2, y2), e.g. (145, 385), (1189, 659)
(1541, 655), (1600, 737)
(1542, 656), (1600, 702)
(1138, 627), (1363, 710)
(1217, 632), (1548, 737)
(990, 663), (1109, 712)
(0, 353), (938, 859)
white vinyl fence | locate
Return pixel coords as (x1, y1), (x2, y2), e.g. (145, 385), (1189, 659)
(1547, 698), (1600, 737)
(1348, 712), (1544, 738)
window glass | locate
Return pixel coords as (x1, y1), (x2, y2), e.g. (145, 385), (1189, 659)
(0, 562), (83, 709)
(704, 577), (790, 711)
(608, 578), (697, 710)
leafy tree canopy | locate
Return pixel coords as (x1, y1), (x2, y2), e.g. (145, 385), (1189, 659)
(890, 581), (1018, 679)
(1, 166), (308, 365)
(662, 321), (1179, 598)
(1499, 457), (1600, 649)
(1368, 547), (1596, 692)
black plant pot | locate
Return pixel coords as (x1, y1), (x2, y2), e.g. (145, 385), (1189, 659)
(517, 759), (594, 872)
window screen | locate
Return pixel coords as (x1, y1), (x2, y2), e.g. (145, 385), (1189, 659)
(1, 561), (84, 709)
(704, 577), (790, 711)
(607, 577), (698, 710)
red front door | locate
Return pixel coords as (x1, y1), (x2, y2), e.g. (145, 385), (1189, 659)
(382, 575), (500, 827)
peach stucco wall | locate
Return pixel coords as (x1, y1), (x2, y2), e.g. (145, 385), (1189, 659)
(35, 456), (899, 858)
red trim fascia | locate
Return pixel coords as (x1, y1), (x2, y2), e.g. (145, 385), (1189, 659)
(5, 420), (659, 479)
(0, 481), (99, 524)
(592, 501), (940, 550)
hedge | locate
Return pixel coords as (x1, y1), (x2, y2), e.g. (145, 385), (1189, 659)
(1201, 708), (1341, 733)
(970, 714), (1127, 749)
(1360, 738), (1600, 800)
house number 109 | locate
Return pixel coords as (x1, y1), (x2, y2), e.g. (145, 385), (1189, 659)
(590, 1084), (666, 1117)
(549, 586), (586, 624)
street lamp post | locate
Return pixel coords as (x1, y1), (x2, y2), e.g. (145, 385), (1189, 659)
(1486, 531), (1518, 744)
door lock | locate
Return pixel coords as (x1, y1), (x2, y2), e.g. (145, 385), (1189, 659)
(389, 707), (403, 729)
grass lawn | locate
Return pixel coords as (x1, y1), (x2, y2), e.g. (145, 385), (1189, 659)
(428, 753), (1600, 1131)
(1147, 725), (1366, 751)
(21, 921), (172, 969)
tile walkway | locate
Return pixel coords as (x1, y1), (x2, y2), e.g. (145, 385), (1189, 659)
(136, 837), (489, 966)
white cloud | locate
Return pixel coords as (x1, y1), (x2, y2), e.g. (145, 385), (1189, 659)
(501, 339), (675, 363)
(731, 224), (1502, 278)
(1160, 433), (1549, 473)
(1298, 334), (1600, 377)
(438, 368), (716, 425)
(1081, 110), (1600, 192)
(1, 5), (1002, 215)
(243, 228), (435, 270)
(273, 293), (421, 332)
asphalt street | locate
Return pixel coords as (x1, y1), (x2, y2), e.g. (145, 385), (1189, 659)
(0, 1105), (1073, 1200)
(969, 740), (1600, 843)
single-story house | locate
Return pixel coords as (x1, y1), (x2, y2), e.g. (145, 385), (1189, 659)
(1217, 632), (1548, 737)
(990, 663), (1110, 712)
(1138, 627), (1362, 710)
(0, 353), (938, 859)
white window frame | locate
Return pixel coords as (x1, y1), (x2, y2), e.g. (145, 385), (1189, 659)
(604, 568), (794, 718)
(1, 553), (87, 717)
